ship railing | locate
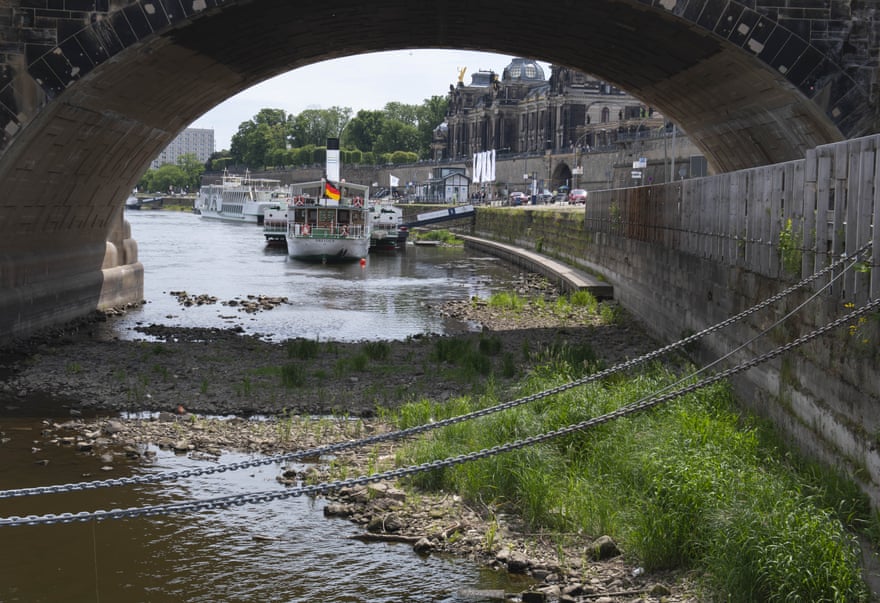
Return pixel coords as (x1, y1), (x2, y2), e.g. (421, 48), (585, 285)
(288, 223), (366, 238)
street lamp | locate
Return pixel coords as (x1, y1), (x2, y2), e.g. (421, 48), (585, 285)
(572, 131), (592, 190)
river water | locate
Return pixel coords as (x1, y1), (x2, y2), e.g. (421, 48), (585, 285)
(0, 210), (536, 602)
(111, 210), (523, 342)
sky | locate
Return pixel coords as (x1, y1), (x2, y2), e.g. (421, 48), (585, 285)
(189, 50), (551, 152)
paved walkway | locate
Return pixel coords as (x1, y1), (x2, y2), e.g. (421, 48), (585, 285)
(459, 235), (613, 298)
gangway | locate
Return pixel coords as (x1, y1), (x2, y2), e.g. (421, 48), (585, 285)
(404, 204), (476, 228)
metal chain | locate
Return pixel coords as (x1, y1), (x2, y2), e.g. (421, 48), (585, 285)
(2, 297), (876, 527)
(0, 242), (871, 501)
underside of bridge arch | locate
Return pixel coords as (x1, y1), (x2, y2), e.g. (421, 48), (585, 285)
(0, 0), (874, 340)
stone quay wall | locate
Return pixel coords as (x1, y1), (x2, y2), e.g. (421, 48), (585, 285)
(470, 133), (880, 505)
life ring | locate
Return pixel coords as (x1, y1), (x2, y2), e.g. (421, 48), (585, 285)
(295, 196), (305, 206)
(352, 196), (363, 207)
(302, 224), (311, 235)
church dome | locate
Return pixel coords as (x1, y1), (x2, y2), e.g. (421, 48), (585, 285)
(503, 58), (545, 82)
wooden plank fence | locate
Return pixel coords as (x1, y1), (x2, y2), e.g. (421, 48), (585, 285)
(586, 134), (880, 303)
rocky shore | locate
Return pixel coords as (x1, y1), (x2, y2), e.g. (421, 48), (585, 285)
(0, 281), (701, 601)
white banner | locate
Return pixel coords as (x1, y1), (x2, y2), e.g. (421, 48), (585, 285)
(472, 150), (496, 183)
(390, 174), (400, 187)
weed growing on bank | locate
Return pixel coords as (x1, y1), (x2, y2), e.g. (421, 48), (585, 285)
(392, 363), (871, 601)
(414, 229), (463, 245)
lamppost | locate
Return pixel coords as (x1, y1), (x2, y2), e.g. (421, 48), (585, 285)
(572, 131), (591, 190)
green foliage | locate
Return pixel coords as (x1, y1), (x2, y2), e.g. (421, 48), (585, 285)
(363, 340), (391, 360)
(487, 292), (525, 311)
(392, 364), (871, 601)
(280, 363), (306, 387)
(221, 98), (445, 169)
(138, 163), (186, 194)
(432, 337), (473, 363)
(335, 352), (369, 375)
(599, 302), (621, 324)
(415, 229), (462, 245)
(778, 217), (803, 275)
(568, 290), (598, 311)
(286, 338), (320, 360)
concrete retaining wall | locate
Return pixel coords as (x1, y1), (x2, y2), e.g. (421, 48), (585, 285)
(472, 133), (880, 504)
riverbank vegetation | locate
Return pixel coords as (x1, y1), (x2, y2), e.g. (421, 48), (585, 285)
(412, 228), (464, 245)
(385, 312), (874, 600)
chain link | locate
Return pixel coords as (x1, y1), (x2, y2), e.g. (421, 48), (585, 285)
(2, 297), (876, 527)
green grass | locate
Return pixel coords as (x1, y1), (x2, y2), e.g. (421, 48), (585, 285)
(391, 361), (871, 601)
(286, 338), (320, 359)
(487, 292), (525, 311)
(415, 229), (463, 245)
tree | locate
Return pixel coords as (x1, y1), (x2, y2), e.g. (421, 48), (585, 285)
(290, 108), (351, 148)
(138, 163), (186, 193)
(176, 153), (205, 192)
(344, 110), (385, 152)
(383, 102), (419, 126)
(374, 119), (420, 155)
(416, 96), (448, 157)
(230, 108), (291, 167)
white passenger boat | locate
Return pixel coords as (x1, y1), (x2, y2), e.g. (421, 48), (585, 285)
(195, 171), (288, 224)
(368, 203), (409, 251)
(285, 180), (372, 263)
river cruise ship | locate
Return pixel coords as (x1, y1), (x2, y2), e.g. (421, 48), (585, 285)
(195, 171), (288, 224)
(285, 180), (372, 263)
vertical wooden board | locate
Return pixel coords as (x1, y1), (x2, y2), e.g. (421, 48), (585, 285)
(874, 149), (880, 300)
(716, 173), (729, 262)
(699, 179), (711, 259)
(791, 158), (814, 280)
(814, 149), (832, 289)
(726, 172), (737, 264)
(851, 145), (874, 305)
(747, 167), (762, 273)
(768, 165), (784, 279)
(733, 172), (748, 267)
(758, 167), (774, 275)
(842, 142), (861, 299)
(682, 180), (695, 255)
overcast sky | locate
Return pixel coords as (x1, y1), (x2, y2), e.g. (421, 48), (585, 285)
(189, 50), (551, 152)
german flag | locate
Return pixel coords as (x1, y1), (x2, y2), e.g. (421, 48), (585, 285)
(324, 181), (341, 201)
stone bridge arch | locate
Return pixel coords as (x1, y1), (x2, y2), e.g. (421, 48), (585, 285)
(0, 0), (877, 339)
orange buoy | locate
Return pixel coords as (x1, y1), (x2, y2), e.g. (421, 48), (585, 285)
(359, 258), (367, 267)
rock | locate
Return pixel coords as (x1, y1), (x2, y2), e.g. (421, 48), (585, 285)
(103, 420), (126, 435)
(588, 535), (620, 560)
(650, 583), (672, 596)
(413, 537), (434, 554)
(505, 550), (530, 573)
(323, 503), (352, 518)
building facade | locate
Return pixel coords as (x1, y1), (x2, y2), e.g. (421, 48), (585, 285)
(432, 57), (666, 162)
(151, 128), (215, 169)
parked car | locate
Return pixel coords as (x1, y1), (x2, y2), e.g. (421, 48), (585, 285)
(569, 188), (588, 204)
(508, 191), (528, 206)
(537, 191), (554, 204)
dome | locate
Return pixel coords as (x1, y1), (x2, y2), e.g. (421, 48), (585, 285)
(503, 58), (545, 82)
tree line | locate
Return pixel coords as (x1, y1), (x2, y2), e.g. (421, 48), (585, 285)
(137, 97), (448, 193)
